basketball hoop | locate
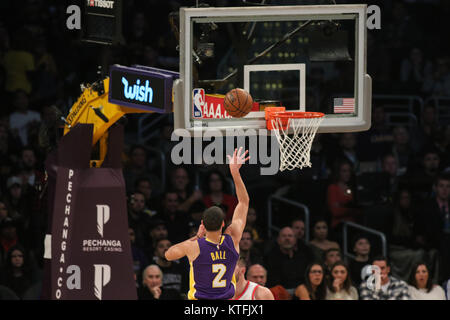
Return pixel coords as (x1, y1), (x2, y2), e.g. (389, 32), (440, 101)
(265, 107), (325, 171)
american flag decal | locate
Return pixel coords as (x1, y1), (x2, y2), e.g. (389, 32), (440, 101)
(334, 98), (355, 114)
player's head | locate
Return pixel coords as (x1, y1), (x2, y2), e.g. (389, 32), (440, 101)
(234, 257), (247, 282)
(202, 206), (225, 231)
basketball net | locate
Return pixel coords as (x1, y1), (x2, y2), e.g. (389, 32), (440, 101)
(265, 107), (324, 171)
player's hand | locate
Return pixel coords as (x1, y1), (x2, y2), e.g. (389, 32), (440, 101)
(150, 286), (162, 299)
(227, 147), (250, 174)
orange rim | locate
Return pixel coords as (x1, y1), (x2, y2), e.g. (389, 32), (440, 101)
(268, 111), (325, 120)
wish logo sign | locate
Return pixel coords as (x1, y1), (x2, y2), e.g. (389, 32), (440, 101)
(109, 65), (175, 113)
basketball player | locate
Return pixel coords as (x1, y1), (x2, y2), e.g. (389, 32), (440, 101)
(232, 258), (274, 300)
(165, 147), (250, 300)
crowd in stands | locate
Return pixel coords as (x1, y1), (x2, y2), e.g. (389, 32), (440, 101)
(0, 0), (449, 300)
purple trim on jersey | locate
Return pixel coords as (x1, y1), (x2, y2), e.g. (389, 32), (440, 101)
(192, 234), (239, 300)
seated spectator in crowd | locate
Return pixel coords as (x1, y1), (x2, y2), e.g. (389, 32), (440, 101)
(202, 169), (237, 224)
(239, 229), (264, 269)
(137, 265), (182, 300)
(410, 104), (442, 153)
(245, 207), (264, 247)
(380, 153), (405, 198)
(169, 166), (202, 214)
(232, 257), (274, 300)
(309, 218), (340, 262)
(391, 126), (417, 174)
(399, 47), (433, 95)
(17, 146), (44, 194)
(8, 90), (40, 147)
(246, 263), (267, 286)
(295, 263), (327, 300)
(187, 200), (206, 227)
(151, 238), (188, 297)
(157, 191), (189, 244)
(129, 227), (149, 289)
(264, 227), (311, 297)
(406, 148), (441, 201)
(323, 248), (342, 273)
(326, 261), (358, 300)
(415, 174), (450, 282)
(291, 217), (306, 242)
(134, 176), (156, 210)
(356, 105), (393, 163)
(0, 244), (38, 299)
(127, 191), (154, 249)
(327, 159), (361, 231)
(0, 217), (19, 265)
(123, 145), (161, 195)
(349, 234), (371, 287)
(407, 262), (446, 300)
(359, 256), (410, 300)
(145, 219), (169, 262)
(331, 133), (360, 174)
(388, 188), (428, 281)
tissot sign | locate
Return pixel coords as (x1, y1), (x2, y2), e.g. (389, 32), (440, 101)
(109, 64), (179, 113)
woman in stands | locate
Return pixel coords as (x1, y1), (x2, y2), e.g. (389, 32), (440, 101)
(407, 262), (446, 300)
(325, 261), (359, 300)
(295, 263), (327, 300)
(309, 218), (340, 262)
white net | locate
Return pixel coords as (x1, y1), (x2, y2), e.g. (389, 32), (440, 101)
(271, 115), (324, 171)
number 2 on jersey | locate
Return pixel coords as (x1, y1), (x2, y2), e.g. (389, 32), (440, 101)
(212, 263), (226, 288)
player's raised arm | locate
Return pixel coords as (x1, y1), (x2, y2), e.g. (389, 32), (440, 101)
(224, 147), (250, 247)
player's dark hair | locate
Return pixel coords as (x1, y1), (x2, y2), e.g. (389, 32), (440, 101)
(202, 206), (225, 231)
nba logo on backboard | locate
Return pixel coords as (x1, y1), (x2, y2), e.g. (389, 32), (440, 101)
(192, 88), (204, 118)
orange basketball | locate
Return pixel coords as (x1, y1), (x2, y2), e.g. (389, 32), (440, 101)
(224, 88), (254, 118)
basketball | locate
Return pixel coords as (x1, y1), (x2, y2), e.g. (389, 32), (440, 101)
(224, 88), (254, 118)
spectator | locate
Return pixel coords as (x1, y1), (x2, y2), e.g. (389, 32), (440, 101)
(332, 133), (360, 173)
(157, 191), (189, 244)
(187, 200), (206, 228)
(247, 264), (268, 287)
(202, 169), (237, 224)
(356, 105), (393, 163)
(349, 235), (371, 287)
(411, 104), (442, 153)
(0, 123), (21, 183)
(415, 174), (450, 282)
(239, 229), (263, 269)
(264, 227), (311, 296)
(0, 218), (19, 265)
(137, 265), (182, 300)
(145, 219), (169, 262)
(326, 261), (358, 300)
(134, 177), (155, 210)
(388, 188), (428, 281)
(407, 262), (446, 300)
(391, 126), (416, 173)
(327, 159), (361, 231)
(232, 257), (274, 300)
(152, 238), (188, 297)
(359, 255), (410, 300)
(323, 248), (342, 273)
(123, 145), (161, 195)
(406, 148), (441, 201)
(0, 244), (37, 299)
(245, 207), (264, 246)
(291, 217), (305, 242)
(129, 227), (149, 289)
(8, 90), (40, 146)
(380, 153), (405, 198)
(400, 47), (433, 94)
(309, 218), (340, 262)
(0, 201), (8, 225)
(17, 146), (44, 194)
(295, 263), (327, 300)
(429, 57), (450, 97)
(127, 191), (154, 249)
(170, 166), (202, 214)
(2, 29), (35, 96)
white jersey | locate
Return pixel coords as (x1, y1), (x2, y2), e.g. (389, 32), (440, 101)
(234, 281), (259, 300)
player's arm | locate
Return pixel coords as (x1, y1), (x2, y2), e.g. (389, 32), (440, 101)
(165, 223), (206, 261)
(224, 147), (250, 246)
(255, 286), (275, 300)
